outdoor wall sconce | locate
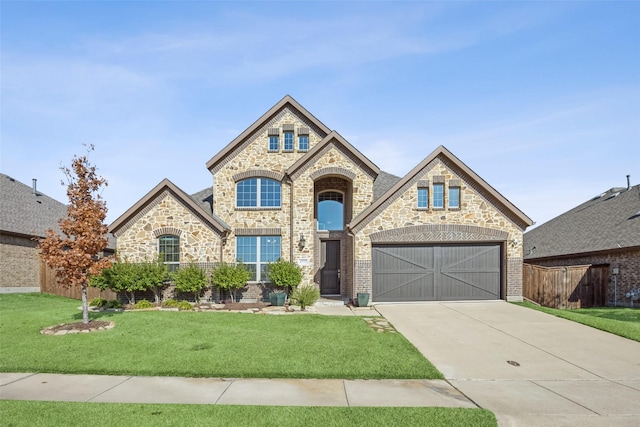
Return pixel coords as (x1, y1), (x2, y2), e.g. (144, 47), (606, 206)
(298, 233), (306, 250)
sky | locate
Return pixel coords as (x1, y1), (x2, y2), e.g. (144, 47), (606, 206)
(1, 1), (639, 229)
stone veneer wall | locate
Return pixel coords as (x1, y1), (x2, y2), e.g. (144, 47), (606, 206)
(353, 157), (526, 301)
(115, 194), (221, 264)
(527, 248), (640, 307)
(0, 234), (40, 290)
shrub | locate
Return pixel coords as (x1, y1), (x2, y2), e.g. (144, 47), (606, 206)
(105, 300), (122, 309)
(267, 259), (303, 292)
(290, 285), (320, 311)
(89, 297), (107, 307)
(172, 264), (208, 303)
(134, 300), (154, 309)
(162, 299), (181, 308)
(211, 262), (251, 303)
(178, 301), (193, 311)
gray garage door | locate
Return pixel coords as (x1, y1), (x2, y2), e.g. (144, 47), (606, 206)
(372, 244), (501, 302)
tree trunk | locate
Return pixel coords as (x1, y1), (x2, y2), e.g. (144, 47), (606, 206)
(81, 283), (89, 324)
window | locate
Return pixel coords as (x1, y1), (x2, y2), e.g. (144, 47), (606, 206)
(433, 183), (444, 209)
(269, 135), (279, 151)
(236, 178), (281, 208)
(449, 186), (460, 208)
(417, 187), (429, 208)
(236, 236), (281, 281)
(299, 135), (309, 151)
(158, 235), (180, 271)
(283, 132), (294, 151)
(318, 191), (344, 230)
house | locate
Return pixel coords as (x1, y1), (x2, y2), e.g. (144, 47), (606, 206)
(524, 181), (640, 307)
(110, 96), (533, 303)
(0, 174), (69, 292)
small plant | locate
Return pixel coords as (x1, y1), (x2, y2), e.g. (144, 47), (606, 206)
(134, 300), (154, 309)
(162, 299), (181, 308)
(290, 285), (320, 311)
(172, 264), (208, 303)
(267, 259), (303, 294)
(105, 300), (122, 309)
(211, 262), (251, 303)
(89, 297), (107, 307)
(178, 301), (193, 311)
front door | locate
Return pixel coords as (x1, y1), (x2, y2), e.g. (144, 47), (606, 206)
(320, 240), (340, 294)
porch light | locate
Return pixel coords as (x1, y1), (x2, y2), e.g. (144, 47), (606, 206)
(298, 233), (306, 250)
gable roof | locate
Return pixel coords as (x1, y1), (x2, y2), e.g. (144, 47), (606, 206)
(286, 130), (380, 179)
(348, 145), (534, 232)
(0, 173), (68, 238)
(524, 184), (640, 260)
(109, 179), (230, 237)
(206, 95), (332, 173)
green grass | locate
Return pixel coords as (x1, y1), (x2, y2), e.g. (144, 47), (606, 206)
(517, 302), (640, 342)
(0, 293), (441, 379)
(0, 400), (497, 427)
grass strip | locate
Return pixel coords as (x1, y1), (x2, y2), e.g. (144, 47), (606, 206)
(0, 400), (497, 427)
(0, 293), (441, 379)
(516, 302), (640, 342)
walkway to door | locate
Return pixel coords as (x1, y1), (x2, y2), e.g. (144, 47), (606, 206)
(376, 301), (640, 426)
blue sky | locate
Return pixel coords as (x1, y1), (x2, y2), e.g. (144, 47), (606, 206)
(1, 1), (638, 228)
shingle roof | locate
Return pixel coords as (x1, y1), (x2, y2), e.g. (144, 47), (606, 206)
(189, 187), (231, 230)
(524, 184), (640, 260)
(0, 173), (68, 238)
(373, 171), (401, 201)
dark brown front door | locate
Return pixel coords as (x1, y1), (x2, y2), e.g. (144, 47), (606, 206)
(320, 240), (340, 294)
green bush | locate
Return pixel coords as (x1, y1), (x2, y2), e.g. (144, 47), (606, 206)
(290, 285), (320, 311)
(134, 300), (154, 309)
(172, 264), (208, 303)
(90, 257), (168, 304)
(162, 299), (181, 308)
(178, 301), (193, 311)
(89, 297), (107, 307)
(105, 300), (122, 309)
(211, 262), (251, 303)
(267, 259), (303, 291)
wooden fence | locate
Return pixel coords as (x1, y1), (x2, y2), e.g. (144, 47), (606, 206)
(523, 263), (608, 309)
(39, 259), (117, 301)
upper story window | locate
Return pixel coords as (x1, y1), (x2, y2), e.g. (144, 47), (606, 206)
(269, 135), (279, 151)
(283, 132), (294, 151)
(236, 236), (281, 281)
(236, 178), (281, 208)
(449, 186), (460, 208)
(417, 187), (429, 209)
(158, 235), (180, 271)
(318, 191), (344, 230)
(433, 183), (444, 209)
(299, 135), (309, 151)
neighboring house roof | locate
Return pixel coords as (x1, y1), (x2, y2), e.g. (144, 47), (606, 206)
(524, 184), (640, 260)
(206, 95), (333, 173)
(348, 145), (534, 232)
(109, 179), (231, 237)
(0, 173), (67, 238)
(286, 130), (380, 179)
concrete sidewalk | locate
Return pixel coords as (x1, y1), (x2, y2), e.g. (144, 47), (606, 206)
(0, 372), (476, 408)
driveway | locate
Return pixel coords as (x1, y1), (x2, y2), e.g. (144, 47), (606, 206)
(376, 301), (640, 427)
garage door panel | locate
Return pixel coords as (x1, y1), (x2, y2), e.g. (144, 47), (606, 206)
(373, 244), (501, 302)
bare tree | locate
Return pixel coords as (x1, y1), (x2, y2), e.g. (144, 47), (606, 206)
(39, 145), (112, 324)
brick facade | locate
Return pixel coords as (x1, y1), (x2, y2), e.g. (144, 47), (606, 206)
(0, 234), (40, 291)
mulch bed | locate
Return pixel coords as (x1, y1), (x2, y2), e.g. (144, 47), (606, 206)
(41, 320), (114, 335)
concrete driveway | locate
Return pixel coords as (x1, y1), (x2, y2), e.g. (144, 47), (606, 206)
(376, 301), (640, 427)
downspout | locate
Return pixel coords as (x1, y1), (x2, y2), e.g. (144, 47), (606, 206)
(285, 174), (294, 262)
(346, 225), (356, 303)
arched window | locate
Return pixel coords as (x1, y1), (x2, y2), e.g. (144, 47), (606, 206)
(236, 178), (281, 208)
(318, 191), (344, 231)
(158, 235), (180, 271)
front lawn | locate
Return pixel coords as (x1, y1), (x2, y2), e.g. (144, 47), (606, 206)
(0, 293), (441, 379)
(0, 401), (497, 427)
(517, 302), (640, 342)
